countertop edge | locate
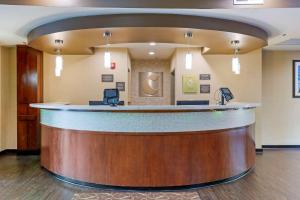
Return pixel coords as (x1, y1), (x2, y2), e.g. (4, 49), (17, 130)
(30, 103), (260, 113)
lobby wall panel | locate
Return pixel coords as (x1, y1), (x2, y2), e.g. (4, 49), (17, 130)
(262, 51), (300, 145)
(0, 47), (17, 150)
(43, 48), (129, 105)
(173, 49), (262, 104)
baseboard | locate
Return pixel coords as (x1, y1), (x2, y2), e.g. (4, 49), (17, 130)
(0, 149), (18, 155)
(262, 145), (300, 149)
(17, 150), (40, 156)
(256, 148), (264, 154)
(0, 149), (40, 156)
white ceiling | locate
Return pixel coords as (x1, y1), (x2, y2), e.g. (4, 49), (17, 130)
(97, 43), (201, 59)
(1, 5), (300, 51)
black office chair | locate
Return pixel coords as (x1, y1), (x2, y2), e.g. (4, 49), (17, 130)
(89, 101), (124, 106)
(89, 89), (124, 106)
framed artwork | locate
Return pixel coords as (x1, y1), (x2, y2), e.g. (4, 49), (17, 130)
(182, 75), (198, 93)
(200, 74), (211, 80)
(293, 60), (300, 98)
(102, 74), (114, 82)
(200, 84), (211, 94)
(116, 82), (125, 91)
(139, 72), (163, 97)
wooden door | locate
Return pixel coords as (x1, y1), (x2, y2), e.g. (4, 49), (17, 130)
(17, 46), (43, 152)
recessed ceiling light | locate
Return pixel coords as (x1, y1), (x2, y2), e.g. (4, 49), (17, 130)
(149, 42), (156, 46)
(149, 51), (155, 55)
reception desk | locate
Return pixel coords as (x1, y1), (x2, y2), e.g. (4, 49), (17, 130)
(30, 103), (258, 189)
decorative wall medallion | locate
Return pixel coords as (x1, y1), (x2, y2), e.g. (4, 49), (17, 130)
(200, 74), (211, 80)
(139, 72), (163, 97)
(116, 82), (125, 91)
(200, 84), (211, 94)
(102, 74), (114, 82)
(182, 75), (198, 93)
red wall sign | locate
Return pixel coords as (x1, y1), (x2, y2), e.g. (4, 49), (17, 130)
(111, 62), (116, 70)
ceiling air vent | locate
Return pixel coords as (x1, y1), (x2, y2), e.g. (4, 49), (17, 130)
(233, 0), (264, 5)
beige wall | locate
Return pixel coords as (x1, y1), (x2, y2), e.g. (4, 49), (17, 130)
(130, 60), (171, 105)
(0, 46), (17, 151)
(262, 51), (300, 145)
(44, 48), (130, 105)
(172, 48), (262, 103)
(172, 48), (263, 147)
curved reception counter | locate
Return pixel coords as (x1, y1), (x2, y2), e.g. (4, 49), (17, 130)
(30, 103), (258, 189)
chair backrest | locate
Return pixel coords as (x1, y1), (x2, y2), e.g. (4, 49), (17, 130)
(103, 89), (119, 104)
(176, 100), (209, 106)
(89, 101), (125, 106)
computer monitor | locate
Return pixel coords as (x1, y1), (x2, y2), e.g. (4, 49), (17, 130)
(103, 89), (120, 106)
(220, 88), (234, 104)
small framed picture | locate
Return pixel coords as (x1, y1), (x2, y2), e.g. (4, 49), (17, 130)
(182, 75), (198, 94)
(200, 74), (211, 80)
(116, 82), (125, 91)
(102, 74), (114, 82)
(200, 84), (211, 94)
(293, 60), (300, 98)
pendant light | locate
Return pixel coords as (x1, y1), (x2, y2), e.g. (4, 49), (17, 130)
(185, 53), (192, 70)
(231, 40), (241, 75)
(184, 32), (193, 70)
(54, 39), (64, 77)
(103, 31), (112, 68)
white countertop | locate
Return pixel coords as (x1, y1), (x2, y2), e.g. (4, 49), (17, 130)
(30, 102), (260, 112)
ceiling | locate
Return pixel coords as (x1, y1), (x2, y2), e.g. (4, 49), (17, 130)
(0, 0), (299, 9)
(0, 5), (300, 51)
(127, 43), (177, 60)
(99, 43), (201, 60)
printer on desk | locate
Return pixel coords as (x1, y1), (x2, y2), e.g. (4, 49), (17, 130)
(89, 89), (124, 106)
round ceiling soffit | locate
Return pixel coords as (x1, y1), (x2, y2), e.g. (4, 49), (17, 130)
(28, 14), (268, 55)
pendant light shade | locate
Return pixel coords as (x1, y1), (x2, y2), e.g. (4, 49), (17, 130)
(185, 53), (193, 70)
(55, 55), (63, 77)
(103, 31), (112, 69)
(55, 64), (62, 77)
(54, 39), (64, 77)
(104, 51), (111, 68)
(184, 32), (193, 70)
(232, 57), (240, 75)
(55, 55), (63, 70)
(231, 40), (241, 75)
